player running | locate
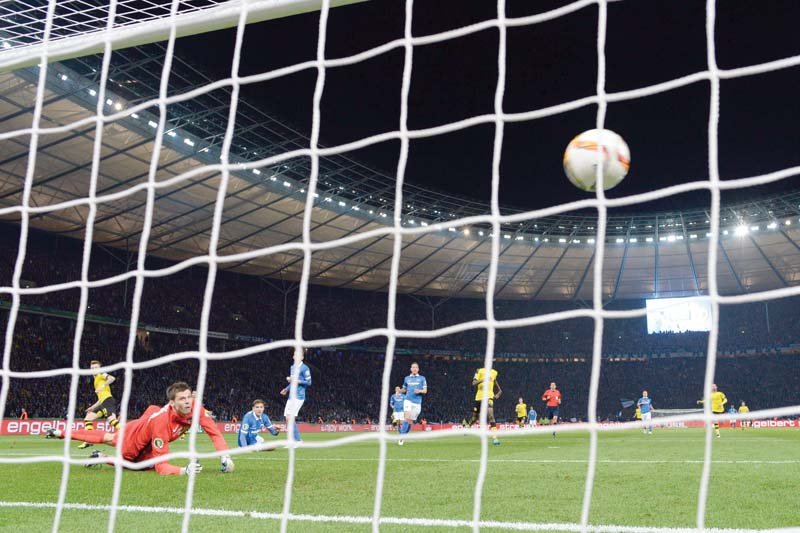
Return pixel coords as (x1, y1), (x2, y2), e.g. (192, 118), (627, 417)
(238, 399), (279, 448)
(528, 406), (538, 428)
(738, 401), (750, 429)
(467, 366), (502, 445)
(542, 382), (562, 436)
(697, 383), (728, 438)
(46, 381), (232, 475)
(78, 360), (121, 449)
(398, 362), (427, 446)
(280, 351), (312, 445)
(515, 397), (527, 428)
(637, 390), (654, 434)
(390, 386), (406, 431)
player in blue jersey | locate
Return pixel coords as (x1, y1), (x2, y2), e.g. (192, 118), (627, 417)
(398, 362), (427, 445)
(389, 386), (406, 431)
(280, 351), (312, 444)
(238, 399), (279, 448)
(528, 407), (538, 428)
(637, 390), (654, 434)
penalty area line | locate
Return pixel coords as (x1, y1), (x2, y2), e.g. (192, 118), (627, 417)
(0, 501), (782, 532)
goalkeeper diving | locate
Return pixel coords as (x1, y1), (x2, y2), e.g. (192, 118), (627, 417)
(46, 381), (234, 475)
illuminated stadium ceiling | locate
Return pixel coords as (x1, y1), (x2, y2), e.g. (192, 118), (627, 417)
(0, 45), (799, 300)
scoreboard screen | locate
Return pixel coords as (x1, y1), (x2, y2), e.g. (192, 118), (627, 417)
(645, 297), (712, 334)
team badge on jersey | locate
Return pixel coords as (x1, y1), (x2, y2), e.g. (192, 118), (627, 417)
(153, 437), (164, 449)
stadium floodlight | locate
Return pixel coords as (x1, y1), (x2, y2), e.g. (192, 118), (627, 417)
(734, 225), (749, 236)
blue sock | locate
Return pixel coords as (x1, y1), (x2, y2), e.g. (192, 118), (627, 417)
(293, 424), (302, 442)
(400, 421), (410, 435)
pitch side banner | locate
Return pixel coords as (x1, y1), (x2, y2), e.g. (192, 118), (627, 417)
(4, 419), (799, 436)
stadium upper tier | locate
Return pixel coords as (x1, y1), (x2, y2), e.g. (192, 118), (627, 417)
(0, 45), (799, 299)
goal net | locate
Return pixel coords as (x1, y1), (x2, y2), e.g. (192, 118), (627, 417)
(1, 0), (800, 532)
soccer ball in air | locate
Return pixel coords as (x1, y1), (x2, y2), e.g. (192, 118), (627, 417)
(563, 128), (630, 191)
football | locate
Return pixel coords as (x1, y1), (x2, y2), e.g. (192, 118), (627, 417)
(563, 128), (630, 191)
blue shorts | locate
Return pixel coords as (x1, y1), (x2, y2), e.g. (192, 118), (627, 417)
(546, 406), (559, 419)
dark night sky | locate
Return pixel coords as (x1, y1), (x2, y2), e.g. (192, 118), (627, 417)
(172, 0), (800, 214)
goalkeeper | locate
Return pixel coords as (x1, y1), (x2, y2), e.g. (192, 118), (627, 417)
(46, 381), (233, 475)
(238, 399), (280, 448)
(697, 383), (728, 439)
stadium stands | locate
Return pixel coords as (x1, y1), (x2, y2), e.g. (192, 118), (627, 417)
(2, 225), (799, 424)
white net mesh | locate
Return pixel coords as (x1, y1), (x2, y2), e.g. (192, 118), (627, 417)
(1, 0), (800, 532)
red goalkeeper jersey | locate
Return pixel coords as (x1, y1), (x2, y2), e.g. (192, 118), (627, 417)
(115, 402), (228, 475)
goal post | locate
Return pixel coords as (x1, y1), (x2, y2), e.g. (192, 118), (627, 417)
(0, 0), (368, 73)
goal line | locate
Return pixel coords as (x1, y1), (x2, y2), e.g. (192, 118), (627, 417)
(0, 501), (781, 533)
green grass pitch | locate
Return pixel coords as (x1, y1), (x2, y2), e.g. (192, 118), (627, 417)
(0, 428), (798, 532)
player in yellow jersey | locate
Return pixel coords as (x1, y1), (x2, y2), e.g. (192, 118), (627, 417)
(515, 397), (527, 427)
(79, 360), (121, 449)
(738, 401), (750, 429)
(467, 367), (502, 445)
(697, 383), (727, 438)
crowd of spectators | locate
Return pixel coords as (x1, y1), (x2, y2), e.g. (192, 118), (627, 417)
(4, 312), (799, 424)
(1, 225), (799, 423)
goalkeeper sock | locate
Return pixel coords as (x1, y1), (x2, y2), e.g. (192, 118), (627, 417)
(71, 430), (106, 444)
(84, 421), (94, 431)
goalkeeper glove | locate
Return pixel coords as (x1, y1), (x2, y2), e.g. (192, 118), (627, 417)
(184, 462), (203, 476)
(220, 455), (235, 473)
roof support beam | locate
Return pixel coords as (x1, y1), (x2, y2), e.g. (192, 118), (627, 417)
(572, 247), (596, 300)
(679, 213), (701, 294)
(331, 231), (438, 288)
(654, 215), (660, 297)
(610, 220), (634, 300)
(748, 235), (789, 287)
(373, 235), (462, 292)
(410, 239), (490, 295)
(532, 229), (581, 300)
(718, 240), (746, 293)
(494, 222), (563, 296)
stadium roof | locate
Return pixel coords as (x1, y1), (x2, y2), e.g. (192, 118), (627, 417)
(1, 45), (800, 300)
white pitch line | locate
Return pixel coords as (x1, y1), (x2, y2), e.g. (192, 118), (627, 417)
(2, 451), (799, 465)
(0, 501), (791, 533)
